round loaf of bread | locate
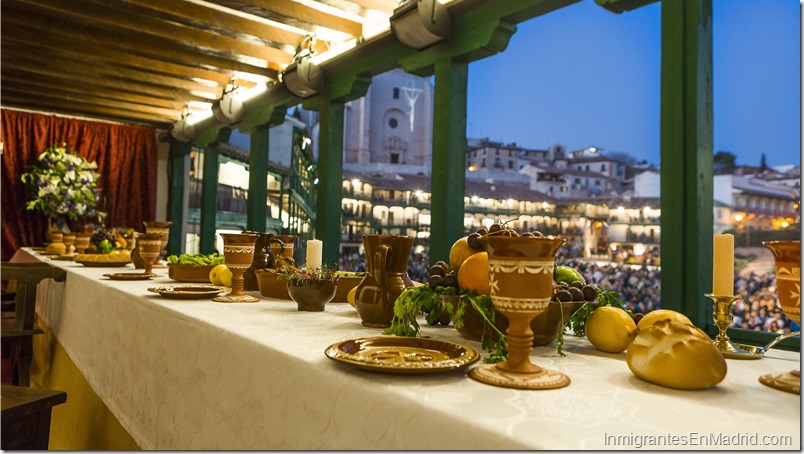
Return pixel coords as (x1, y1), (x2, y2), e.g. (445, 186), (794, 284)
(626, 319), (727, 390)
(46, 242), (67, 255)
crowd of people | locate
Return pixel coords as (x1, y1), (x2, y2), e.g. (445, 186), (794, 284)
(337, 251), (796, 334)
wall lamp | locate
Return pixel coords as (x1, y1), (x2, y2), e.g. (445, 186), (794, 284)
(281, 35), (324, 99)
(170, 109), (196, 142)
(390, 0), (451, 50)
(212, 81), (245, 125)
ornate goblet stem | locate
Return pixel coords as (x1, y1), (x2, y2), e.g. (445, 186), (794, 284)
(137, 232), (162, 277)
(214, 233), (260, 303)
(468, 236), (570, 390)
(74, 233), (91, 254)
(706, 294), (761, 359)
(62, 233), (76, 255)
(759, 241), (801, 394)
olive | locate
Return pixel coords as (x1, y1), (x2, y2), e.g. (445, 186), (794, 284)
(476, 227), (488, 236)
(570, 281), (584, 289)
(429, 265), (445, 277)
(555, 289), (573, 302)
(488, 223), (503, 233)
(439, 311), (451, 326)
(582, 285), (598, 301)
(428, 275), (443, 290)
(467, 232), (484, 251)
(436, 260), (450, 272)
(568, 287), (585, 301)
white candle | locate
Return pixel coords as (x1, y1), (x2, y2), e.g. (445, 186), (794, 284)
(306, 239), (322, 271)
(713, 234), (734, 296)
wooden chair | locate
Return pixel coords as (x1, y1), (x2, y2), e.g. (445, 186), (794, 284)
(1, 262), (66, 387)
(1, 385), (67, 449)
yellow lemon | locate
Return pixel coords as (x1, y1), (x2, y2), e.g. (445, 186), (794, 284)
(220, 269), (233, 288)
(449, 236), (478, 271)
(586, 306), (637, 353)
(457, 251), (490, 295)
(209, 264), (228, 286)
(346, 286), (358, 307)
(637, 309), (692, 332)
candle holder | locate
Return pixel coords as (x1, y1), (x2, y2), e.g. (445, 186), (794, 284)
(213, 233), (260, 303)
(706, 293), (762, 360)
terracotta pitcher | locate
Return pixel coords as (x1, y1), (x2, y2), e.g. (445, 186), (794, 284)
(354, 234), (414, 328)
(243, 233), (297, 291)
(763, 241), (800, 325)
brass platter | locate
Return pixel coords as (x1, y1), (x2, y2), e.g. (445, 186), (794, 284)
(324, 336), (480, 374)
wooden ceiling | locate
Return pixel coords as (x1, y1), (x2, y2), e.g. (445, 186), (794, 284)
(1, 0), (398, 128)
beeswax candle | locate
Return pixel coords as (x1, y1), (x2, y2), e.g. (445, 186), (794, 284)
(306, 239), (322, 271)
(712, 234), (734, 296)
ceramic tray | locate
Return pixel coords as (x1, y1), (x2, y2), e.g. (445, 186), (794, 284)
(51, 254), (76, 261)
(104, 273), (153, 281)
(147, 285), (225, 300)
(76, 260), (130, 268)
(324, 337), (480, 374)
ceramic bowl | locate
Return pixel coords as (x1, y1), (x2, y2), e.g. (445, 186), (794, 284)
(167, 264), (216, 283)
(331, 274), (365, 303)
(287, 279), (337, 312)
(254, 269), (290, 300)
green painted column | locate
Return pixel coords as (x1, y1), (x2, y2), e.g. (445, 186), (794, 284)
(247, 123), (271, 233)
(200, 128), (231, 254)
(660, 0), (713, 328)
(429, 58), (468, 266)
(166, 140), (192, 256)
(316, 100), (344, 267)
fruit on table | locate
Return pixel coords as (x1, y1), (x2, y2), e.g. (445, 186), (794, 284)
(555, 265), (585, 285)
(346, 286), (358, 307)
(457, 251), (490, 295)
(627, 319), (727, 390)
(449, 237), (477, 271)
(637, 309), (692, 332)
(46, 242), (67, 255)
(220, 268), (233, 288)
(586, 306), (637, 353)
(209, 264), (228, 285)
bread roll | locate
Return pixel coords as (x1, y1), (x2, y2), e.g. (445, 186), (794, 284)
(626, 319), (727, 390)
(46, 242), (67, 255)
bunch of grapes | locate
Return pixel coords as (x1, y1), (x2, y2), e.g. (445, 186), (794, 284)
(552, 281), (598, 303)
(466, 221), (546, 251)
(427, 260), (457, 290)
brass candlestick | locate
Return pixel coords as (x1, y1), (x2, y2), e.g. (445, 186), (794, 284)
(706, 293), (761, 360)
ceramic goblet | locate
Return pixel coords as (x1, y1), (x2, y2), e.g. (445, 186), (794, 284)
(137, 232), (163, 277)
(214, 233), (260, 303)
(62, 233), (76, 255)
(144, 221), (172, 265)
(74, 233), (91, 254)
(759, 241), (801, 394)
(468, 235), (571, 390)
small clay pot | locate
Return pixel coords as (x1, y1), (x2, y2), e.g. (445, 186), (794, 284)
(331, 274), (365, 303)
(288, 279), (337, 312)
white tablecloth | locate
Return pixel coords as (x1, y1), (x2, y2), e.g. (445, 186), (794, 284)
(20, 248), (801, 450)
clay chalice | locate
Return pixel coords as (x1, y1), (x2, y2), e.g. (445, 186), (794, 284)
(468, 235), (571, 390)
(144, 221), (172, 266)
(214, 233), (260, 303)
(74, 233), (91, 254)
(137, 232), (163, 277)
(62, 233), (76, 255)
(758, 241), (801, 394)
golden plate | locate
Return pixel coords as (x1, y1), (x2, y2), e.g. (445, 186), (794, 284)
(324, 337), (480, 374)
(51, 254), (76, 261)
(147, 285), (225, 300)
(76, 260), (130, 267)
(104, 273), (153, 281)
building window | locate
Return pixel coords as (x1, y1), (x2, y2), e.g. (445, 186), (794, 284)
(585, 165), (590, 171)
(393, 87), (399, 99)
(574, 178), (580, 184)
(481, 158), (486, 168)
(390, 153), (399, 164)
(389, 118), (398, 128)
(595, 180), (601, 186)
(508, 161), (514, 169)
(601, 164), (606, 172)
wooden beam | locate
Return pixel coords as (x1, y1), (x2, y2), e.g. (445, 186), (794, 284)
(348, 0), (396, 15)
(0, 95), (173, 125)
(214, 0), (363, 38)
(660, 0), (713, 328)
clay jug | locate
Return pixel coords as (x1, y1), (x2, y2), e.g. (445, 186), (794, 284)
(354, 234), (414, 328)
(243, 233), (296, 291)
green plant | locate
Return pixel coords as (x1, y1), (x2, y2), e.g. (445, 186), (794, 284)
(277, 265), (340, 285)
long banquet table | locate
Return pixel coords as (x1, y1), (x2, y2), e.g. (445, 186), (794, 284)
(16, 247), (801, 450)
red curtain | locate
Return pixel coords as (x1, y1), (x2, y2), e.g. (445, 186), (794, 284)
(1, 109), (158, 261)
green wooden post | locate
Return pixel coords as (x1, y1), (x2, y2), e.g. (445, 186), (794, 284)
(166, 140), (192, 256)
(200, 128), (231, 254)
(316, 100), (345, 267)
(660, 0), (713, 328)
(429, 58), (468, 266)
(246, 107), (285, 233)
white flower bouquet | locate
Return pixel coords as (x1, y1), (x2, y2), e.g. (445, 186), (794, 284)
(20, 143), (105, 224)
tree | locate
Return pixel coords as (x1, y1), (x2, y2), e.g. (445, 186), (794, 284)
(713, 151), (737, 175)
(759, 153), (769, 172)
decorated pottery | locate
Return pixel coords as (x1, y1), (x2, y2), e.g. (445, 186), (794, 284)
(62, 233), (76, 254)
(254, 269), (291, 300)
(354, 234), (414, 328)
(243, 233), (296, 291)
(144, 221), (172, 262)
(468, 235), (570, 390)
(287, 279), (337, 312)
(74, 233), (91, 254)
(759, 241), (800, 394)
(137, 232), (163, 276)
(332, 274), (366, 303)
(168, 263), (217, 283)
(213, 233), (260, 303)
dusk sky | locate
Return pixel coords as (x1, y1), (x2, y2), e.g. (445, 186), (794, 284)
(466, 0), (801, 168)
